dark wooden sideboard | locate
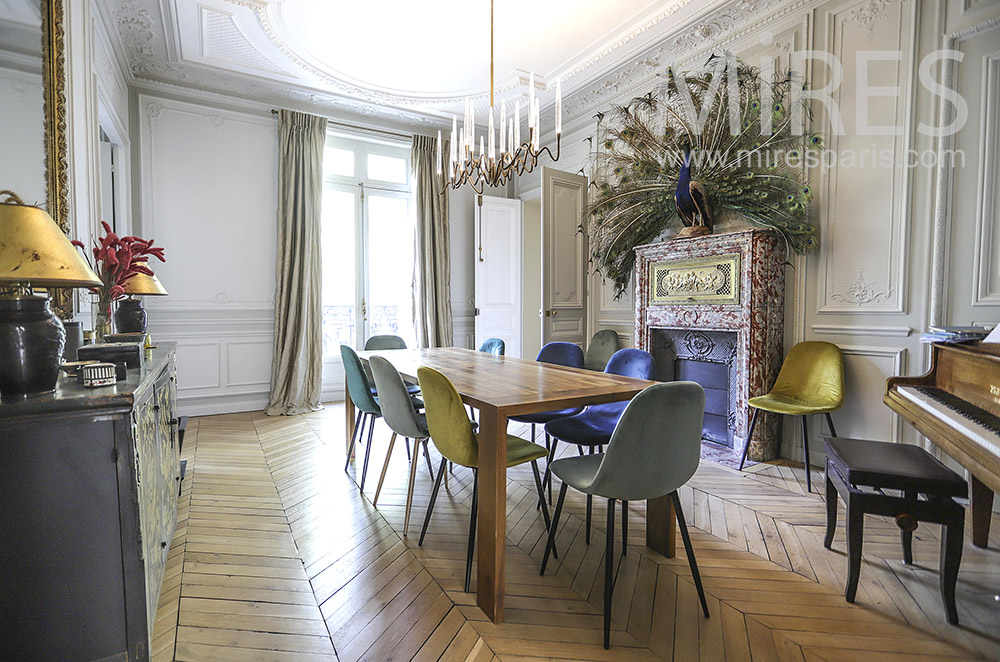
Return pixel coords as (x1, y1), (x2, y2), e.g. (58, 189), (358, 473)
(0, 344), (181, 661)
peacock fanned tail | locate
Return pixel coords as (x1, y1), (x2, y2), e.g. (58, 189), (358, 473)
(584, 57), (823, 296)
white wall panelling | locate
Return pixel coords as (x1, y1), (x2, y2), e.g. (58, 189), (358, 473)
(973, 53), (1000, 306)
(136, 93), (278, 415)
(815, 0), (915, 315)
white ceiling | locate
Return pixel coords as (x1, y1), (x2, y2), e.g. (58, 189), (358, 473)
(104, 0), (744, 128)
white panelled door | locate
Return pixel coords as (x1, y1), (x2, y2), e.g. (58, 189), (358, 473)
(474, 195), (523, 358)
(541, 167), (588, 348)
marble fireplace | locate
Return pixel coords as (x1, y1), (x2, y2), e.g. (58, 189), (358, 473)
(635, 229), (786, 461)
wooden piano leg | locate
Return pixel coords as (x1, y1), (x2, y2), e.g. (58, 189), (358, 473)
(969, 474), (994, 548)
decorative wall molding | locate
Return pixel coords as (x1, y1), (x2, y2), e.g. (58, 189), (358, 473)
(830, 265), (893, 306)
(931, 16), (1000, 324)
(811, 324), (912, 337)
(843, 0), (901, 42)
(817, 0), (916, 315)
(973, 53), (1000, 305)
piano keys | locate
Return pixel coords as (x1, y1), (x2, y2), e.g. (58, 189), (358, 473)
(885, 341), (1000, 548)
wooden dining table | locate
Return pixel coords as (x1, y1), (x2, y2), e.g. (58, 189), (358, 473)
(346, 346), (677, 624)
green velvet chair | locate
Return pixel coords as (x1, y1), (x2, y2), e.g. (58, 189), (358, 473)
(416, 366), (555, 592)
(738, 341), (845, 493)
(540, 381), (710, 649)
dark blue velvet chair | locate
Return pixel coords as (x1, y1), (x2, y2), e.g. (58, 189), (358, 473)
(543, 348), (655, 543)
(509, 342), (586, 447)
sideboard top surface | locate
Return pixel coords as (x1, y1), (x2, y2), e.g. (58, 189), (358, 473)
(0, 343), (176, 421)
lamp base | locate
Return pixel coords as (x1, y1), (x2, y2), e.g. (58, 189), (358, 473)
(114, 298), (147, 333)
(0, 295), (66, 399)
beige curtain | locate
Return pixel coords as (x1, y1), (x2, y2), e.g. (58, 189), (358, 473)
(411, 134), (453, 348)
(265, 109), (327, 415)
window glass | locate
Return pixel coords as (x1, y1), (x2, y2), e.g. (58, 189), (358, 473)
(324, 146), (354, 177)
(367, 153), (407, 184)
(321, 188), (356, 354)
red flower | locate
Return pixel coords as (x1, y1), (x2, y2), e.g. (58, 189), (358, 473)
(72, 223), (167, 315)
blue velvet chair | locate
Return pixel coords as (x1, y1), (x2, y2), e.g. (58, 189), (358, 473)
(540, 381), (710, 649)
(543, 348), (655, 542)
(509, 342), (586, 447)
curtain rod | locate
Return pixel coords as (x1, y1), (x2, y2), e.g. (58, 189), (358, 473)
(270, 108), (412, 141)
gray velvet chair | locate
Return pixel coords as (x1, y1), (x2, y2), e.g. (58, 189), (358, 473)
(341, 344), (384, 492)
(364, 335), (407, 350)
(584, 329), (620, 372)
(540, 381), (710, 649)
(369, 356), (434, 536)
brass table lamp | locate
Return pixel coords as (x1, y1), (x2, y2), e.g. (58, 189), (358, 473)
(0, 191), (102, 398)
(114, 262), (168, 333)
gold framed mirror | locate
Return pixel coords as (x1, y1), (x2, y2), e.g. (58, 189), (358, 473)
(0, 0), (71, 316)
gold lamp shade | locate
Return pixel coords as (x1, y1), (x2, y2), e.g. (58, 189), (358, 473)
(0, 196), (101, 287)
(123, 263), (168, 296)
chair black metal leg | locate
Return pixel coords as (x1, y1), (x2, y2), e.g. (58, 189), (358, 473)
(671, 492), (710, 618)
(541, 483), (568, 575)
(824, 412), (837, 437)
(530, 423), (536, 444)
(542, 439), (558, 494)
(604, 497), (615, 650)
(621, 500), (628, 555)
(404, 437), (411, 462)
(422, 439), (434, 476)
(530, 461), (557, 559)
(465, 469), (478, 593)
(359, 415), (376, 492)
(801, 416), (812, 493)
(823, 465), (838, 549)
(345, 411), (365, 471)
(419, 458), (448, 546)
(738, 408), (761, 470)
(586, 494), (593, 545)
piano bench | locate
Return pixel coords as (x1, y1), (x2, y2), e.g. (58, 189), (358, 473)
(822, 436), (967, 626)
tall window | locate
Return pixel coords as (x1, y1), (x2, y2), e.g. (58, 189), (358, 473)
(321, 133), (415, 354)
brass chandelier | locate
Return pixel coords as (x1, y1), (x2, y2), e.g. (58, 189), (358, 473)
(436, 0), (561, 195)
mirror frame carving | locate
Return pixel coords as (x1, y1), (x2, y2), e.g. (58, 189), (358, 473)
(41, 0), (73, 317)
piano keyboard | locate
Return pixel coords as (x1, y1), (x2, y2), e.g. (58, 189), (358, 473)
(896, 386), (1000, 456)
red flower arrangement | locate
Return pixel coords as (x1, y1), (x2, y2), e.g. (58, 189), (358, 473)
(73, 221), (166, 318)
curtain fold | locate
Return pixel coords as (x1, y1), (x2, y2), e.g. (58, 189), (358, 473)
(265, 109), (327, 416)
(411, 134), (453, 348)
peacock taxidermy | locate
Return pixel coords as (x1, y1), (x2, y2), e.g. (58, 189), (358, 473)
(584, 56), (824, 296)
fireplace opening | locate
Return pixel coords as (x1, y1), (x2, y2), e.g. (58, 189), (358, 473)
(676, 358), (731, 447)
(650, 328), (738, 449)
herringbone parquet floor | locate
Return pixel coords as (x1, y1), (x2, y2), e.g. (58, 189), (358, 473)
(152, 404), (999, 661)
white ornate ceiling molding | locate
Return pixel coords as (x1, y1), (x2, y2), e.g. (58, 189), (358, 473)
(562, 0), (811, 121)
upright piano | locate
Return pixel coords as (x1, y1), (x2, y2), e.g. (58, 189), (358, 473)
(885, 341), (1000, 547)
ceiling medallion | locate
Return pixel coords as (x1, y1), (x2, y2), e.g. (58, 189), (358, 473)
(436, 0), (561, 195)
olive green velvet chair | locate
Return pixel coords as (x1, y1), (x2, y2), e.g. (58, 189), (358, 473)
(416, 366), (555, 592)
(540, 381), (710, 649)
(738, 341), (845, 493)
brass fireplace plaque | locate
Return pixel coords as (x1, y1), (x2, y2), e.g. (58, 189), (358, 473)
(649, 253), (741, 305)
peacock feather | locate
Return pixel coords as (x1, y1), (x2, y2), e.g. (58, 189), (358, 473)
(584, 57), (823, 296)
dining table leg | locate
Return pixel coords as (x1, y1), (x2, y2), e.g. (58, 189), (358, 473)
(646, 494), (677, 558)
(476, 405), (508, 623)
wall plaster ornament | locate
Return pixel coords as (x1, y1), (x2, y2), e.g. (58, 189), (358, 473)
(843, 0), (900, 42)
(831, 265), (892, 306)
(212, 289), (234, 305)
